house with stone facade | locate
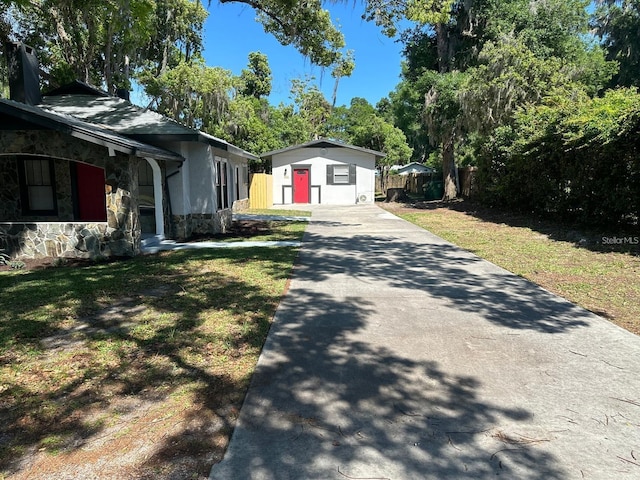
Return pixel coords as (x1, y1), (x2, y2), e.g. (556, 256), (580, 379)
(0, 42), (254, 260)
(0, 97), (183, 258)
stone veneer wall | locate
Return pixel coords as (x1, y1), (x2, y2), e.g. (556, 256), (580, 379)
(0, 222), (109, 258)
(0, 157), (21, 220)
(0, 130), (142, 259)
(172, 210), (232, 240)
(105, 154), (140, 256)
(232, 198), (250, 212)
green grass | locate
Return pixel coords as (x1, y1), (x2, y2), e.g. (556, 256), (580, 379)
(245, 208), (311, 217)
(0, 237), (303, 477)
(217, 220), (307, 243)
(385, 203), (640, 335)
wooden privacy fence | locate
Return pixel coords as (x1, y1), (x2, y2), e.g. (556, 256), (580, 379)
(458, 167), (477, 199)
(249, 173), (273, 209)
(376, 174), (433, 195)
(376, 167), (478, 199)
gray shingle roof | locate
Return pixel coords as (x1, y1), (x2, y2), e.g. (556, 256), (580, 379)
(260, 138), (386, 159)
(41, 94), (259, 161)
(0, 98), (184, 162)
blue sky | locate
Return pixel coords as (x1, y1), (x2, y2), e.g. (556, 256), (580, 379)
(202, 2), (408, 108)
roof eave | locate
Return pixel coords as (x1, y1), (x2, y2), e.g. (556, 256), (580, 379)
(261, 138), (386, 159)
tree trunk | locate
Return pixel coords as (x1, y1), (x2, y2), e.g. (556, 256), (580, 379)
(435, 23), (449, 73)
(386, 188), (408, 203)
(435, 22), (457, 200)
(442, 137), (457, 200)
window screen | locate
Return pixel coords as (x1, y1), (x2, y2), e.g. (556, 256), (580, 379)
(326, 164), (356, 185)
(333, 165), (350, 184)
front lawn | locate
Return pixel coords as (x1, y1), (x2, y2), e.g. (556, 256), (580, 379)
(0, 223), (304, 479)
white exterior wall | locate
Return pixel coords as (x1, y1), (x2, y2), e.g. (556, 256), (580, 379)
(228, 152), (250, 201)
(165, 141), (190, 216)
(161, 142), (250, 215)
(272, 147), (376, 205)
(189, 144), (217, 214)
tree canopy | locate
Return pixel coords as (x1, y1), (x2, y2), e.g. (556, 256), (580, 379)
(2, 0), (639, 220)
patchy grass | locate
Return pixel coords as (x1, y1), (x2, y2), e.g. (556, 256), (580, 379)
(380, 201), (640, 335)
(0, 227), (303, 478)
(193, 219), (307, 243)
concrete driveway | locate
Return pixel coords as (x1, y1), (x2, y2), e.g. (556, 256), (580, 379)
(209, 204), (640, 479)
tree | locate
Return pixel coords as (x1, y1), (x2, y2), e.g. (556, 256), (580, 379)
(2, 0), (353, 96)
(239, 51), (272, 98)
(382, 0), (614, 200)
(422, 70), (466, 199)
(365, 0), (476, 199)
(289, 76), (332, 140)
(329, 49), (354, 107)
(460, 35), (615, 135)
(326, 97), (413, 166)
(219, 0), (350, 69)
(3, 0), (206, 93)
(140, 58), (235, 130)
(593, 0), (640, 87)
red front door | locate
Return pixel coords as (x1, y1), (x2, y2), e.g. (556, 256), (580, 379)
(76, 162), (107, 221)
(293, 168), (310, 203)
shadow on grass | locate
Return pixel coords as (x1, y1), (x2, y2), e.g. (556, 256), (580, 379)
(0, 247), (298, 477)
(402, 199), (640, 256)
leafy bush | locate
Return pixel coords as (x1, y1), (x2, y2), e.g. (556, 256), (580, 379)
(0, 251), (25, 270)
(476, 88), (640, 226)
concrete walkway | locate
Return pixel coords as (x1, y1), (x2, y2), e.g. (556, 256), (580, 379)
(209, 204), (640, 480)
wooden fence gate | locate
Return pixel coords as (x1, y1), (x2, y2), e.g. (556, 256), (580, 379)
(249, 173), (273, 209)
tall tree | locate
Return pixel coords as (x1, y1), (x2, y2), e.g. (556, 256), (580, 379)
(366, 0), (475, 199)
(2, 0), (353, 95)
(593, 0), (640, 87)
(330, 49), (354, 107)
(140, 58), (235, 130)
(289, 76), (333, 140)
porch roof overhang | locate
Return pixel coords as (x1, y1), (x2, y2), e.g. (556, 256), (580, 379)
(0, 99), (184, 163)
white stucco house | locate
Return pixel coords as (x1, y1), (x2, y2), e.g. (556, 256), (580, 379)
(262, 139), (385, 205)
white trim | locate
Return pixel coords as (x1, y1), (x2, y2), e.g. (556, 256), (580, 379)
(144, 157), (164, 239)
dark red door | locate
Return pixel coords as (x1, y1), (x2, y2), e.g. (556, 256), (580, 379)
(76, 162), (107, 221)
(293, 168), (310, 203)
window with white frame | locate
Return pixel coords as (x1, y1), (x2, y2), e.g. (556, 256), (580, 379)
(326, 164), (356, 185)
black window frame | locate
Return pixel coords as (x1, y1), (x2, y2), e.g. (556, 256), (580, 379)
(18, 157), (58, 216)
(215, 158), (229, 210)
